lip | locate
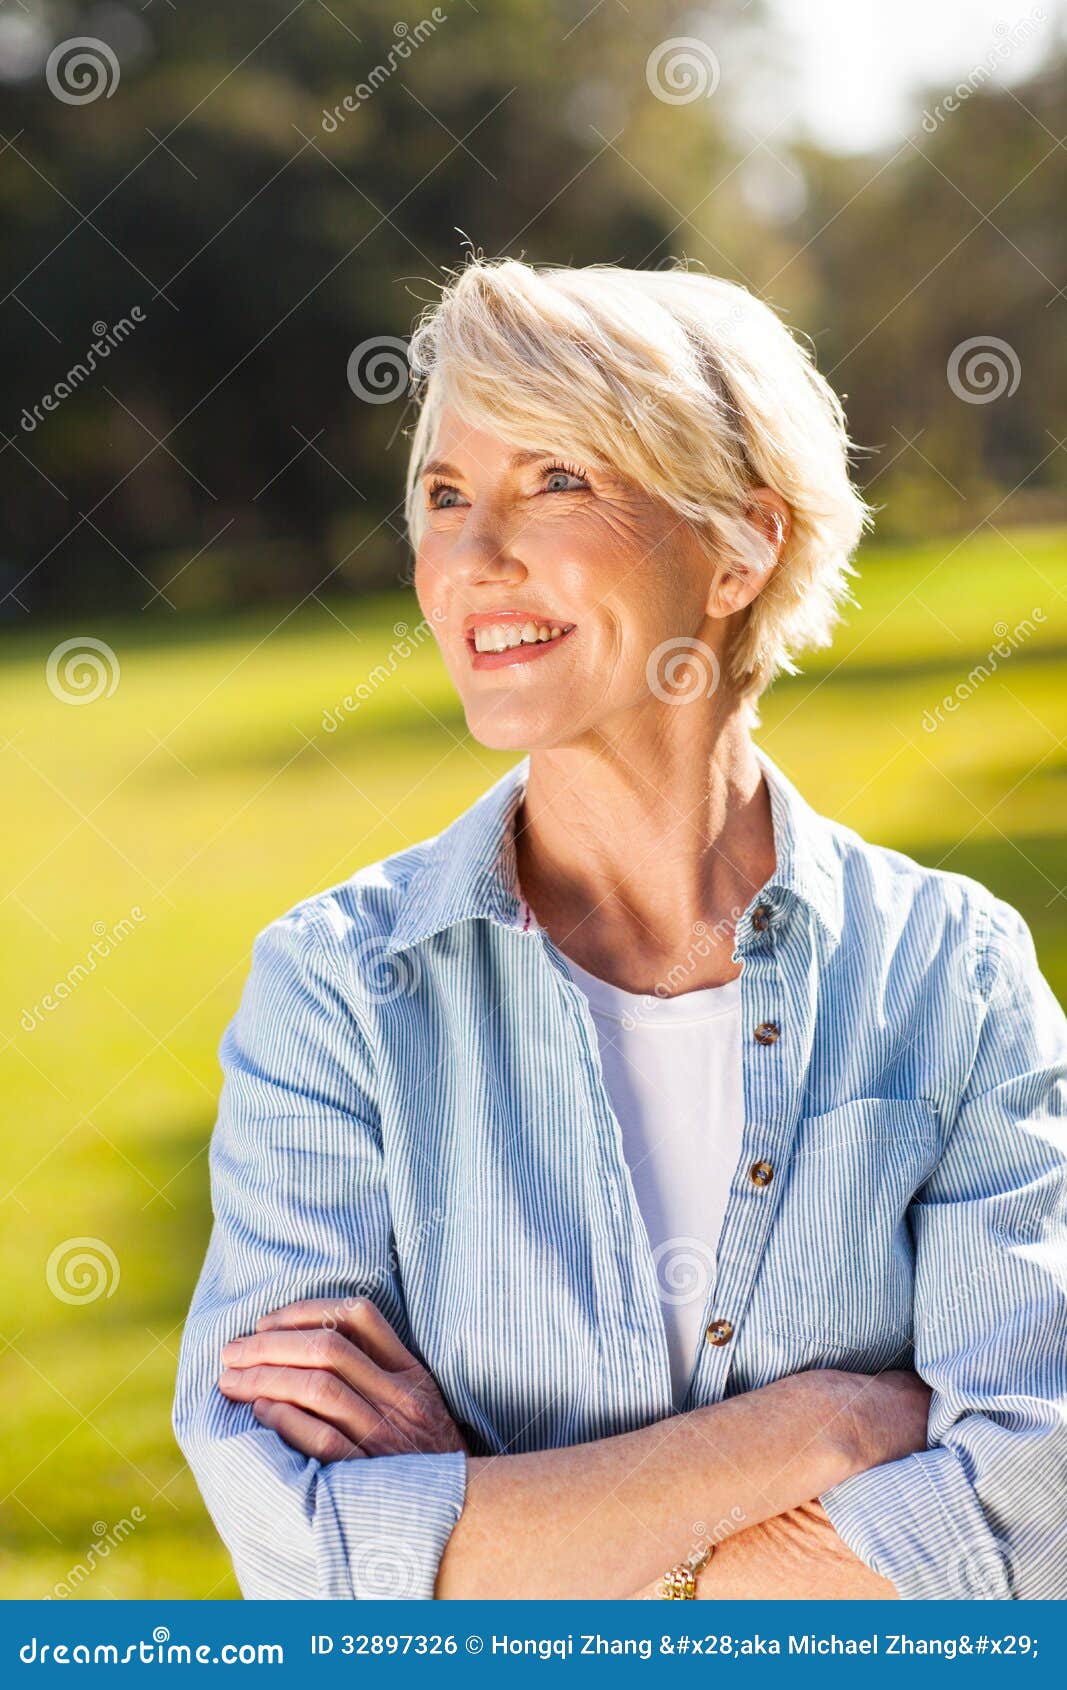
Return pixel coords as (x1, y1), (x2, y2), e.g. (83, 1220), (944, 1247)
(463, 610), (577, 671)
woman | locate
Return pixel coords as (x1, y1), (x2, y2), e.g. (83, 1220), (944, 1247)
(175, 260), (1067, 1602)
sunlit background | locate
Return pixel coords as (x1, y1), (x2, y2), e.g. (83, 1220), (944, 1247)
(1, 0), (1064, 1598)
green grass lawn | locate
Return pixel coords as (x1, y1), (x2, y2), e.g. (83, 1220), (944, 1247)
(1, 523), (1064, 1598)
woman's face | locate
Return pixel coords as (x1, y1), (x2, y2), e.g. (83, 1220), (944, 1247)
(414, 407), (727, 752)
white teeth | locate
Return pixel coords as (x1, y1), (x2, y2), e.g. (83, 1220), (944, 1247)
(472, 621), (571, 652)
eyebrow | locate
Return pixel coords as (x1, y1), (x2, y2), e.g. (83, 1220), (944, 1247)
(420, 448), (566, 481)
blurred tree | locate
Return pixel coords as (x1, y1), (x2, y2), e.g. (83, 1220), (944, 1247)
(0, 1), (1062, 618)
(794, 54), (1066, 536)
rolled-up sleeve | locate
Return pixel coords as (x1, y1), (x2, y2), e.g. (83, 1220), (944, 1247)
(821, 894), (1067, 1600)
(173, 905), (466, 1599)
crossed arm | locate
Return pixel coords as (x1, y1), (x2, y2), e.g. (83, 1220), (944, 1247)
(217, 1295), (919, 1599)
(177, 902), (1067, 1600)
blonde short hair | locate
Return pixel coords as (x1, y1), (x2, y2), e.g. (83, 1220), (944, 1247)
(405, 259), (869, 698)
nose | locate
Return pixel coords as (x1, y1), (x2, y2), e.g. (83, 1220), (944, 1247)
(447, 509), (529, 591)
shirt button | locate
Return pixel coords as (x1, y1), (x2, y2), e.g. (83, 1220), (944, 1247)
(752, 904), (773, 932)
(705, 1318), (734, 1347)
(754, 1020), (780, 1045)
(749, 1160), (774, 1187)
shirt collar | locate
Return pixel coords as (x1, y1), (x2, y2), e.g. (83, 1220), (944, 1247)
(752, 745), (843, 947)
(385, 748), (843, 954)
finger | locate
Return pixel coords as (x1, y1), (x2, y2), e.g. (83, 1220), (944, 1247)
(221, 1328), (404, 1410)
(219, 1364), (411, 1449)
(255, 1296), (417, 1372)
(252, 1397), (362, 1464)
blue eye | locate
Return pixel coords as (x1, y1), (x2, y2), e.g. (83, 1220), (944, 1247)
(428, 480), (466, 509)
(543, 464), (589, 493)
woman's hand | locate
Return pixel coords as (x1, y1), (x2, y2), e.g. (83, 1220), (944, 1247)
(691, 1500), (898, 1599)
(629, 1366), (930, 1600)
(218, 1296), (468, 1462)
(629, 1501), (897, 1600)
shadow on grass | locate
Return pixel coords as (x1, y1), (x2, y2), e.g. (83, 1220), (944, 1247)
(783, 642), (1067, 690)
(132, 700), (474, 784)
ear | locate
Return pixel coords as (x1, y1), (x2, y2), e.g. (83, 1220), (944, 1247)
(705, 489), (792, 619)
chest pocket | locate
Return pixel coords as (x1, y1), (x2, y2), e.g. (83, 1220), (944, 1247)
(755, 1097), (941, 1349)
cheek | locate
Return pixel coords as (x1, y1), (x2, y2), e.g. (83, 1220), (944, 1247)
(586, 573), (676, 662)
(413, 549), (443, 616)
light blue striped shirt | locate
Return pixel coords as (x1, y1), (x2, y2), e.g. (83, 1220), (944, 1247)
(174, 749), (1067, 1601)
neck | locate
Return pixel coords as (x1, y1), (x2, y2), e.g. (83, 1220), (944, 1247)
(514, 701), (776, 993)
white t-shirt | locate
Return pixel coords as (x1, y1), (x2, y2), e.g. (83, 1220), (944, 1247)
(523, 904), (744, 1408)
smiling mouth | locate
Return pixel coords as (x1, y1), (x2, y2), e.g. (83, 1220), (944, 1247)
(465, 617), (577, 669)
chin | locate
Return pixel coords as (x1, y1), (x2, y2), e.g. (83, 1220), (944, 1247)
(463, 701), (568, 753)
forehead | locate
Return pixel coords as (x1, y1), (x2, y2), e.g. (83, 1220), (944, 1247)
(423, 407), (550, 476)
(423, 411), (504, 473)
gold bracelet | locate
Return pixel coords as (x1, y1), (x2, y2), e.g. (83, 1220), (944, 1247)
(659, 1541), (714, 1599)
